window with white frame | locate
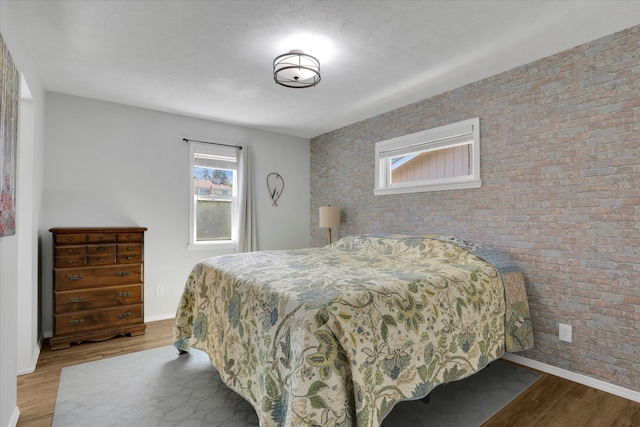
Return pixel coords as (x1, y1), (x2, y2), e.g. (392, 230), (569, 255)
(374, 117), (481, 195)
(188, 142), (238, 249)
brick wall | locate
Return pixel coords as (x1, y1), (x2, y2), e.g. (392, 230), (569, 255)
(310, 26), (639, 392)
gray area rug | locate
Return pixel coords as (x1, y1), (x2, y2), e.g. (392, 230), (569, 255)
(53, 346), (540, 427)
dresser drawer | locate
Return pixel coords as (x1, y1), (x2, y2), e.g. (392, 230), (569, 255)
(116, 243), (142, 253)
(54, 284), (142, 312)
(55, 256), (86, 268)
(117, 253), (143, 264)
(87, 244), (115, 255)
(55, 233), (87, 245)
(117, 232), (143, 243)
(54, 304), (143, 336)
(54, 264), (143, 290)
(116, 243), (143, 263)
(55, 245), (86, 256)
(86, 233), (116, 243)
(86, 255), (116, 265)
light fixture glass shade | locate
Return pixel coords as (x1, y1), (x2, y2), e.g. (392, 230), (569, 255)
(319, 206), (340, 228)
(274, 50), (321, 88)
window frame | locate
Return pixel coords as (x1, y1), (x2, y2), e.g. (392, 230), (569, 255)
(374, 117), (481, 195)
(188, 141), (238, 251)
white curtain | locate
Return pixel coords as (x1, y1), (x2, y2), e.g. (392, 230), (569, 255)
(235, 146), (257, 252)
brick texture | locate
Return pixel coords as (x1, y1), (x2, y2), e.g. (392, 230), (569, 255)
(310, 26), (640, 392)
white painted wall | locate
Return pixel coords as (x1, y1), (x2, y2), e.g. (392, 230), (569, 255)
(1, 5), (308, 423)
(16, 79), (42, 375)
(0, 233), (19, 427)
(42, 93), (310, 333)
(0, 2), (47, 426)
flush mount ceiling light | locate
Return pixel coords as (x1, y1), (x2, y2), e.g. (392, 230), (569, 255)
(273, 50), (321, 88)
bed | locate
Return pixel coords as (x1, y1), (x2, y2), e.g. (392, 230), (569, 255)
(173, 234), (533, 427)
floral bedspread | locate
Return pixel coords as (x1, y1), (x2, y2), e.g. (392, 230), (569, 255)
(173, 235), (533, 427)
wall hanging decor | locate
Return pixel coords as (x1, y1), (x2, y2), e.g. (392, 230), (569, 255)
(266, 172), (284, 206)
(0, 33), (19, 237)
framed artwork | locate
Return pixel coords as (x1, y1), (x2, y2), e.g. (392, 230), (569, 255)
(0, 33), (19, 237)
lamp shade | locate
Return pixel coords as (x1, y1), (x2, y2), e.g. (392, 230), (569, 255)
(319, 206), (340, 228)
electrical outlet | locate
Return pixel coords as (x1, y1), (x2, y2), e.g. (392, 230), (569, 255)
(559, 323), (572, 343)
(155, 285), (164, 296)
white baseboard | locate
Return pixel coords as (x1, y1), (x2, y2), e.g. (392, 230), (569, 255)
(144, 313), (176, 323)
(7, 406), (20, 427)
(17, 335), (42, 376)
(502, 352), (640, 403)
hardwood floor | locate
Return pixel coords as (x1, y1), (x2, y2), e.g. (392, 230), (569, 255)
(17, 319), (640, 427)
(484, 366), (640, 427)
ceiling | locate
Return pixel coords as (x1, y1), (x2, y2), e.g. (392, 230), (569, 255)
(16, 0), (640, 139)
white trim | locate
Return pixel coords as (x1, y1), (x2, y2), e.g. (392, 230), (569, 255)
(187, 241), (236, 251)
(374, 117), (480, 195)
(188, 141), (239, 247)
(7, 406), (20, 427)
(374, 177), (481, 195)
(144, 312), (176, 323)
(17, 335), (42, 376)
(502, 353), (640, 403)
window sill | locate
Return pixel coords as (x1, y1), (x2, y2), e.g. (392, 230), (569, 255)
(187, 241), (236, 251)
(374, 178), (482, 195)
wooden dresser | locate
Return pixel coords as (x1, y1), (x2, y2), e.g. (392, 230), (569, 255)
(49, 227), (147, 350)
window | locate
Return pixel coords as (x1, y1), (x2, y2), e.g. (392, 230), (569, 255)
(188, 142), (238, 249)
(374, 117), (481, 195)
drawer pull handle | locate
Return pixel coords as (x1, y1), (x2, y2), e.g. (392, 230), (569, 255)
(116, 291), (131, 298)
(127, 246), (133, 250)
(66, 249), (74, 254)
(68, 297), (85, 303)
(126, 256), (133, 260)
(66, 274), (84, 281)
(117, 312), (132, 319)
(98, 257), (105, 262)
(65, 260), (74, 265)
(67, 237), (74, 242)
(97, 247), (106, 252)
(115, 271), (131, 277)
(68, 319), (84, 326)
